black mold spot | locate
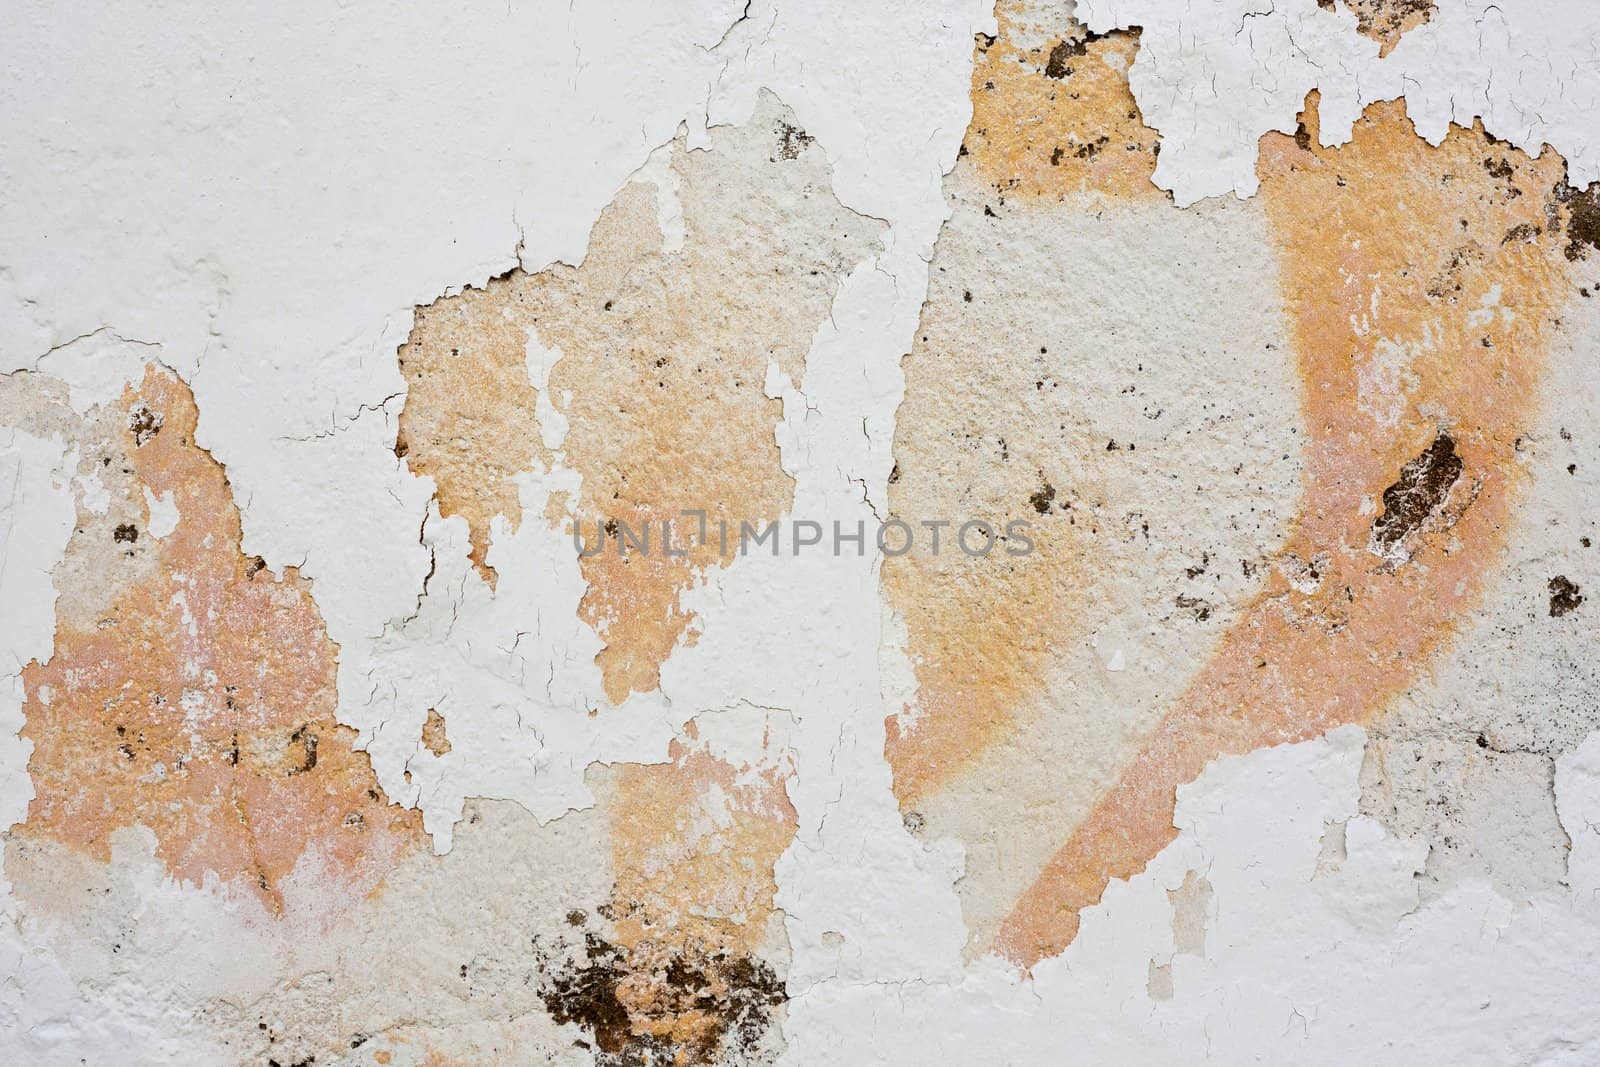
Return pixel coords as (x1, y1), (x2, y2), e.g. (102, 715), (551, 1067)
(1501, 221), (1539, 245)
(1044, 35), (1099, 79)
(774, 121), (814, 161)
(1555, 178), (1600, 261)
(1371, 432), (1463, 559)
(1549, 576), (1584, 617)
(1029, 481), (1056, 515)
(1175, 594), (1212, 622)
(113, 524), (139, 543)
(1070, 135), (1110, 160)
(1483, 157), (1515, 181)
(286, 725), (318, 775)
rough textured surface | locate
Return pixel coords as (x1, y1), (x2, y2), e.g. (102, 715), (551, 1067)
(6, 365), (422, 915)
(4, 0), (1600, 1063)
(396, 96), (880, 702)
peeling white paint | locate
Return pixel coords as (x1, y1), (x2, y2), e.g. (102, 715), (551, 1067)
(788, 726), (1600, 1065)
(1080, 0), (1600, 204)
(3, 0), (1599, 1061)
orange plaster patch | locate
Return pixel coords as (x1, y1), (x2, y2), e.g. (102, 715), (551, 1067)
(18, 366), (422, 912)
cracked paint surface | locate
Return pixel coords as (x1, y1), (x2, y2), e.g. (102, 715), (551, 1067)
(3, 0), (1600, 1063)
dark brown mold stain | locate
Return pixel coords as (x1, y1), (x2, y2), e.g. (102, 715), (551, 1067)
(1370, 431), (1464, 560)
(127, 401), (163, 446)
(1549, 576), (1584, 617)
(1043, 34), (1098, 80)
(773, 121), (813, 161)
(1028, 479), (1056, 515)
(1556, 179), (1600, 262)
(536, 926), (784, 1066)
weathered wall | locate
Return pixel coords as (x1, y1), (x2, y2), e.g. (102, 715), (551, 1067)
(2, 1), (1598, 1063)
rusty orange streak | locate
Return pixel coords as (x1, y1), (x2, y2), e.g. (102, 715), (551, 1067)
(995, 98), (1581, 967)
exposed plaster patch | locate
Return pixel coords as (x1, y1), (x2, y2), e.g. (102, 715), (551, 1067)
(964, 2), (1160, 201)
(1339, 0), (1437, 55)
(8, 366), (422, 912)
(420, 709), (451, 758)
(396, 94), (883, 703)
(884, 0), (1301, 957)
(1167, 869), (1213, 957)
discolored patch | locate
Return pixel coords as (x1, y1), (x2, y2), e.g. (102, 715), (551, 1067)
(884, 0), (1169, 814)
(394, 274), (542, 582)
(1338, 0), (1436, 56)
(883, 3), (1301, 937)
(14, 366), (422, 912)
(554, 722), (795, 1063)
(395, 96), (882, 703)
(963, 0), (1160, 202)
(884, 224), (1103, 806)
(602, 736), (796, 958)
(995, 97), (1582, 966)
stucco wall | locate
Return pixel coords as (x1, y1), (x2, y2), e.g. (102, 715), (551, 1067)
(3, 1), (1599, 1063)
